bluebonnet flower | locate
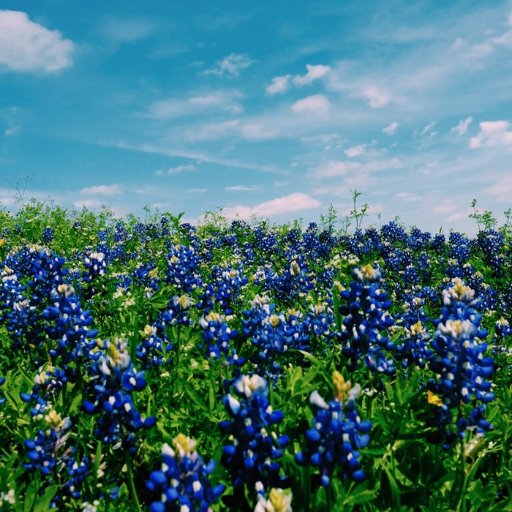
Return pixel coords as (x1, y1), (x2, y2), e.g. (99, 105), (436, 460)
(242, 296), (310, 380)
(42, 227), (54, 244)
(380, 221), (408, 245)
(199, 266), (247, 314)
(0, 376), (5, 407)
(82, 251), (107, 283)
(220, 375), (290, 496)
(146, 434), (225, 512)
(166, 245), (203, 293)
(42, 284), (98, 364)
(295, 371), (371, 486)
(0, 246), (67, 354)
(162, 294), (195, 327)
(254, 487), (293, 512)
(448, 232), (471, 264)
(136, 321), (173, 368)
(336, 265), (396, 375)
(198, 311), (243, 365)
(83, 338), (155, 451)
(23, 410), (90, 505)
(427, 278), (495, 447)
(269, 254), (314, 303)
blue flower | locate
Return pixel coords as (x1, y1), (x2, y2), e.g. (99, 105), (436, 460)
(336, 265), (396, 375)
(427, 278), (495, 447)
(295, 372), (371, 486)
(146, 434), (225, 512)
(220, 375), (290, 496)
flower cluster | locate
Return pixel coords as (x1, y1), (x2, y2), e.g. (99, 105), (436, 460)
(242, 296), (310, 380)
(23, 411), (90, 505)
(83, 338), (155, 450)
(166, 244), (202, 293)
(146, 434), (225, 512)
(198, 311), (242, 364)
(295, 371), (371, 486)
(427, 278), (495, 447)
(220, 375), (290, 497)
(336, 265), (396, 374)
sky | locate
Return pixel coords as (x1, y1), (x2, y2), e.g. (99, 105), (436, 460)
(1, 0), (512, 234)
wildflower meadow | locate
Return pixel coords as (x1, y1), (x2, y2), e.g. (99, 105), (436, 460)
(0, 200), (511, 511)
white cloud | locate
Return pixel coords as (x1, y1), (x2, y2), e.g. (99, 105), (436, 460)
(225, 185), (259, 191)
(383, 122), (398, 135)
(420, 121), (436, 136)
(315, 160), (353, 177)
(360, 85), (391, 108)
(203, 53), (252, 77)
(432, 201), (459, 215)
(101, 19), (154, 44)
(470, 120), (512, 148)
(186, 188), (207, 193)
(223, 192), (321, 220)
(292, 64), (331, 86)
(291, 94), (331, 115)
(315, 158), (402, 178)
(451, 116), (473, 136)
(0, 10), (74, 73)
(395, 191), (420, 202)
(240, 122), (280, 140)
(80, 184), (122, 196)
(166, 164), (196, 175)
(266, 75), (292, 95)
(147, 91), (243, 120)
(344, 144), (366, 158)
(486, 174), (512, 201)
(4, 125), (22, 137)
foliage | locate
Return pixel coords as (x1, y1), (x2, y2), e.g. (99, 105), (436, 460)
(0, 201), (511, 511)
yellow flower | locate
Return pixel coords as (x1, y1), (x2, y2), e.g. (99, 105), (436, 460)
(333, 370), (351, 402)
(427, 391), (443, 407)
(172, 433), (197, 458)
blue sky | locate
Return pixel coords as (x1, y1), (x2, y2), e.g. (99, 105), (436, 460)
(1, 0), (512, 233)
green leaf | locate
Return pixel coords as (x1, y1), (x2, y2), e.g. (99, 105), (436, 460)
(33, 485), (59, 512)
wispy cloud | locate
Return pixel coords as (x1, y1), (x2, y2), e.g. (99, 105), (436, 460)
(486, 174), (512, 201)
(383, 122), (398, 135)
(291, 94), (331, 116)
(266, 75), (292, 95)
(0, 10), (74, 73)
(163, 164), (196, 175)
(225, 185), (259, 191)
(80, 184), (122, 195)
(292, 64), (331, 86)
(146, 91), (243, 120)
(451, 116), (473, 136)
(202, 53), (252, 77)
(186, 188), (207, 193)
(470, 120), (512, 148)
(314, 158), (402, 178)
(266, 64), (330, 95)
(4, 125), (22, 137)
(223, 192), (321, 220)
(344, 144), (366, 158)
(358, 85), (391, 108)
(100, 19), (155, 44)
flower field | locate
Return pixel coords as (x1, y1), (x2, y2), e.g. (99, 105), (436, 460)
(0, 202), (511, 511)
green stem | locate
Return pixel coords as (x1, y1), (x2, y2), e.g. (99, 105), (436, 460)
(126, 452), (142, 512)
(303, 464), (311, 512)
(456, 438), (467, 512)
